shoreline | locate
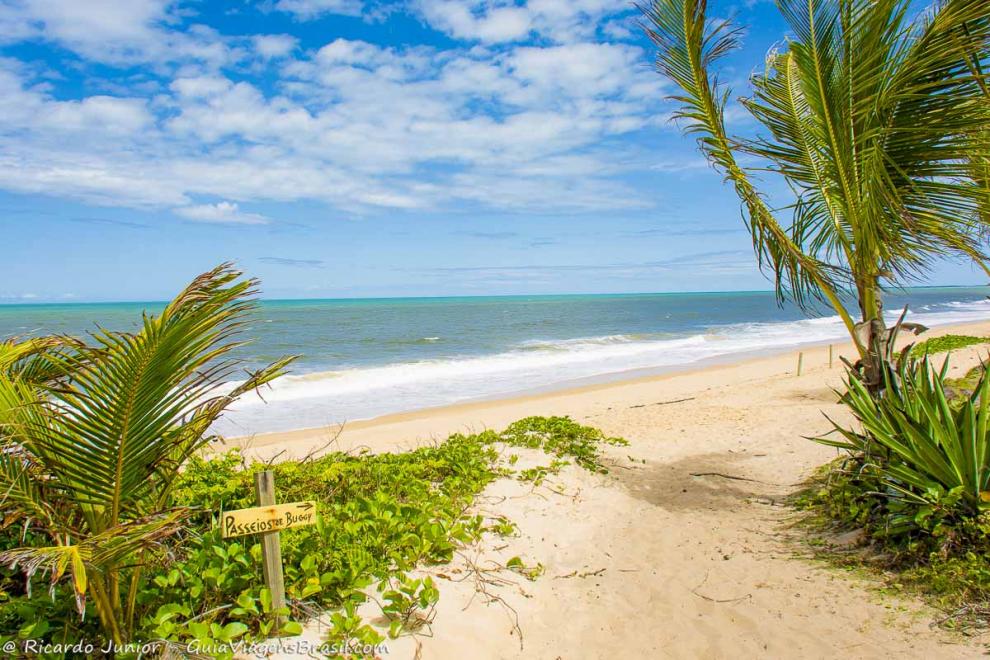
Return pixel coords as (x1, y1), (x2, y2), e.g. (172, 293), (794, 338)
(225, 317), (990, 460)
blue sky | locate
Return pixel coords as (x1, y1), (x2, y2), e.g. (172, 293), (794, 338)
(0, 0), (985, 302)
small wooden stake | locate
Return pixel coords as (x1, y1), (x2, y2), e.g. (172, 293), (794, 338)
(254, 470), (286, 629)
(796, 352), (804, 376)
(828, 344), (834, 368)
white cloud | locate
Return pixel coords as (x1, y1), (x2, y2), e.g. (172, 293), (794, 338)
(0, 0), (674, 217)
(601, 14), (638, 40)
(7, 0), (173, 63)
(44, 96), (153, 134)
(22, 0), (171, 41)
(0, 0), (252, 67)
(174, 201), (271, 224)
(416, 1), (531, 42)
(506, 43), (648, 98)
(170, 75), (231, 98)
(0, 2), (41, 44)
(274, 0), (363, 19)
(0, 66), (153, 134)
(412, 0), (632, 44)
(252, 34), (298, 59)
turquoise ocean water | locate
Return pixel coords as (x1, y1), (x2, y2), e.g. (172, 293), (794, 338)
(2, 287), (989, 435)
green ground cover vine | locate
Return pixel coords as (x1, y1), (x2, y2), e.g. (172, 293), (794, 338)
(909, 335), (989, 359)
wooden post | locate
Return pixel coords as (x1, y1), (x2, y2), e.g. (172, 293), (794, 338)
(828, 344), (834, 368)
(254, 470), (286, 628)
(797, 352), (804, 376)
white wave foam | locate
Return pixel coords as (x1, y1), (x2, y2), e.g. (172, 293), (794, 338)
(215, 297), (990, 435)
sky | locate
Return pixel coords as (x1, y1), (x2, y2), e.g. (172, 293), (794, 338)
(0, 0), (985, 302)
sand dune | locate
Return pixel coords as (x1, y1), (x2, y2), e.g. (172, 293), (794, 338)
(231, 321), (990, 659)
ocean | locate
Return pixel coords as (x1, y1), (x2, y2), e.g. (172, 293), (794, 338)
(2, 287), (989, 436)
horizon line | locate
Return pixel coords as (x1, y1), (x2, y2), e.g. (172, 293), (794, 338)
(1, 282), (987, 307)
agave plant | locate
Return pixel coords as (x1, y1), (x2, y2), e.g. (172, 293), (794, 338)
(0, 264), (295, 644)
(641, 0), (990, 390)
(817, 357), (990, 525)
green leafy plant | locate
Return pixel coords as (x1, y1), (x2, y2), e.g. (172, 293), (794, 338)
(498, 416), (628, 473)
(377, 575), (439, 638)
(641, 0), (990, 391)
(0, 264), (295, 645)
(797, 358), (990, 627)
(505, 556), (545, 581)
(816, 358), (990, 533)
(517, 459), (570, 486)
(795, 456), (990, 626)
(325, 599), (386, 659)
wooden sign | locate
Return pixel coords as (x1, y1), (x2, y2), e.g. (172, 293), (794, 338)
(220, 471), (315, 628)
(221, 500), (317, 538)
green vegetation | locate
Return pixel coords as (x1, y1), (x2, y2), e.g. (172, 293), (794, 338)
(944, 363), (988, 402)
(797, 461), (990, 625)
(817, 359), (990, 523)
(497, 415), (624, 473)
(909, 335), (989, 359)
(1, 397), (623, 656)
(797, 357), (990, 626)
(0, 417), (622, 657)
(642, 0), (990, 391)
(0, 264), (294, 648)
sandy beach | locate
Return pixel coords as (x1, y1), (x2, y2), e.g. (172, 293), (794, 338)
(228, 321), (990, 659)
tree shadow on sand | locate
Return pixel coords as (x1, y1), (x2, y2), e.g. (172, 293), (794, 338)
(612, 450), (800, 513)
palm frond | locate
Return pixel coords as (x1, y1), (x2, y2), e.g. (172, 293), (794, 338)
(21, 264), (296, 529)
(640, 0), (857, 334)
(643, 0), (990, 355)
(0, 509), (190, 616)
(0, 336), (83, 387)
(0, 445), (57, 532)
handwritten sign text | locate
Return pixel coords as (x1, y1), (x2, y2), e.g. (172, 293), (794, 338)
(221, 501), (317, 538)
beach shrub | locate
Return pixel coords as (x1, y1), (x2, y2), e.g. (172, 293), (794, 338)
(0, 417), (623, 657)
(799, 358), (990, 625)
(815, 358), (990, 530)
(498, 416), (628, 473)
(796, 458), (990, 625)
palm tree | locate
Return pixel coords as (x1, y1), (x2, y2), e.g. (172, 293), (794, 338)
(0, 264), (295, 644)
(640, 0), (990, 389)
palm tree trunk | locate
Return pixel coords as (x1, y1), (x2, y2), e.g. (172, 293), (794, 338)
(89, 577), (124, 648)
(856, 277), (888, 393)
(125, 561), (144, 636)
